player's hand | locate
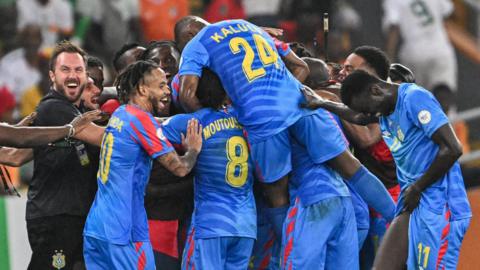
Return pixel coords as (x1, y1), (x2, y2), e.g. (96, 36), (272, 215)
(300, 86), (327, 110)
(15, 112), (37, 127)
(401, 183), (422, 213)
(182, 119), (203, 153)
(261, 27), (284, 37)
(70, 110), (103, 134)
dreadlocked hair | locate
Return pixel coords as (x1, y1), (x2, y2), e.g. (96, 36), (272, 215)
(115, 60), (159, 104)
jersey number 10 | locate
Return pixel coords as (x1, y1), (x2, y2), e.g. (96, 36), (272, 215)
(229, 34), (280, 82)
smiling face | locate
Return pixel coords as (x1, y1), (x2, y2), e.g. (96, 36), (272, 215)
(49, 52), (87, 103)
(339, 53), (375, 82)
(82, 77), (102, 110)
(142, 68), (171, 116)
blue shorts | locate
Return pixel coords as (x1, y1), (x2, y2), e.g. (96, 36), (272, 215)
(281, 197), (358, 270)
(441, 217), (470, 269)
(407, 204), (450, 270)
(83, 236), (155, 270)
(250, 207), (281, 270)
(249, 110), (347, 183)
(182, 230), (254, 270)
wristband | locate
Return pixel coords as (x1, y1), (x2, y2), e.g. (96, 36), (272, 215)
(66, 124), (75, 139)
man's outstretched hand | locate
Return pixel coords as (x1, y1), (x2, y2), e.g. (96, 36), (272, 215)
(70, 110), (103, 135)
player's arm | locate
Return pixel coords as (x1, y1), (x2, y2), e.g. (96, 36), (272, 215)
(156, 119), (202, 177)
(444, 19), (480, 64)
(301, 86), (378, 125)
(385, 25), (400, 61)
(402, 123), (462, 213)
(282, 51), (309, 83)
(0, 148), (34, 167)
(179, 75), (202, 112)
(328, 150), (396, 222)
(0, 110), (102, 148)
(342, 122), (383, 149)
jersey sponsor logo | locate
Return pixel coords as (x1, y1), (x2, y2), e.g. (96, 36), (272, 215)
(418, 110), (431, 124)
(157, 128), (167, 141)
(52, 250), (66, 269)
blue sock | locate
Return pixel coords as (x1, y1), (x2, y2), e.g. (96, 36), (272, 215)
(265, 206), (289, 240)
(348, 166), (396, 222)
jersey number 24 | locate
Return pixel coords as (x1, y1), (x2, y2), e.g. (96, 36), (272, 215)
(229, 34), (280, 82)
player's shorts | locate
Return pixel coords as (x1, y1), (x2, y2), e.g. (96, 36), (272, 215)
(250, 208), (281, 270)
(441, 216), (470, 269)
(249, 110), (346, 183)
(181, 230), (254, 270)
(281, 196), (358, 270)
(407, 204), (450, 270)
(83, 236), (155, 270)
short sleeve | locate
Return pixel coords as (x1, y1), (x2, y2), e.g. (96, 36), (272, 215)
(405, 88), (449, 138)
(170, 74), (181, 108)
(161, 114), (191, 145)
(312, 109), (349, 162)
(382, 0), (400, 30)
(273, 38), (291, 57)
(126, 106), (174, 158)
(35, 99), (79, 126)
(439, 0), (454, 18)
(178, 36), (209, 77)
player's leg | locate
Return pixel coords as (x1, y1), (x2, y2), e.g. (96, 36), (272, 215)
(181, 227), (225, 270)
(325, 197), (359, 270)
(406, 205), (449, 270)
(440, 217), (470, 269)
(373, 212), (409, 270)
(248, 130), (292, 258)
(250, 207), (279, 270)
(83, 236), (111, 270)
(282, 197), (343, 270)
(226, 237), (255, 270)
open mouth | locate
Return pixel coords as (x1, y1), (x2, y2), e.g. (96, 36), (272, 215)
(66, 81), (79, 89)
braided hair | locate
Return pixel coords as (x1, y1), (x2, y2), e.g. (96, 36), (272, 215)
(115, 60), (159, 104)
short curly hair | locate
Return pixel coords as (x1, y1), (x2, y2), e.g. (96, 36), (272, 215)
(353, 46), (390, 80)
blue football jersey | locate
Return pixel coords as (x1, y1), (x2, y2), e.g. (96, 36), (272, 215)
(289, 109), (350, 206)
(447, 163), (471, 220)
(162, 107), (256, 239)
(179, 19), (303, 143)
(380, 83), (460, 215)
(84, 105), (174, 244)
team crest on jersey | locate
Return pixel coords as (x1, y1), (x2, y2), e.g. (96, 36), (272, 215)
(418, 110), (431, 124)
(52, 250), (65, 269)
(157, 128), (166, 140)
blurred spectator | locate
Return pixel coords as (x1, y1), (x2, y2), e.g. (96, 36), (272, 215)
(384, 0), (480, 92)
(242, 0), (281, 27)
(20, 55), (50, 117)
(16, 0), (73, 53)
(0, 1), (18, 56)
(203, 0), (245, 22)
(76, 0), (144, 67)
(0, 24), (42, 102)
(0, 86), (16, 123)
(139, 0), (189, 41)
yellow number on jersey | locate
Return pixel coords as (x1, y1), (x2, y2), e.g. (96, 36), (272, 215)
(229, 34), (280, 82)
(417, 243), (431, 269)
(98, 132), (114, 184)
(225, 136), (249, 187)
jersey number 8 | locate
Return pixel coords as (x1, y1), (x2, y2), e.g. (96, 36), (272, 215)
(229, 34), (280, 82)
(225, 136), (249, 187)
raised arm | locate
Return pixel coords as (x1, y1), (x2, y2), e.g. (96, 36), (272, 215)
(156, 119), (202, 177)
(282, 51), (309, 83)
(179, 75), (202, 113)
(402, 123), (463, 213)
(0, 110), (102, 148)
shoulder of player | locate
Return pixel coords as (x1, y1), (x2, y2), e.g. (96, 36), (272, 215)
(403, 84), (435, 102)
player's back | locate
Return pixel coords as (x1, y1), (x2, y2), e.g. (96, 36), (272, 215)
(180, 19), (303, 142)
(162, 107), (256, 239)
